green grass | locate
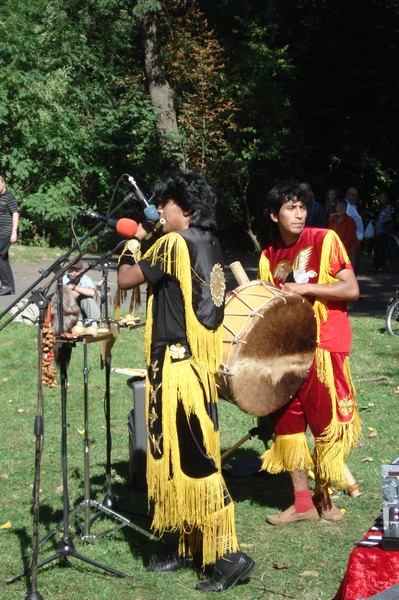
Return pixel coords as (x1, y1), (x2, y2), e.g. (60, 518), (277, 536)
(9, 244), (66, 264)
(0, 312), (397, 599)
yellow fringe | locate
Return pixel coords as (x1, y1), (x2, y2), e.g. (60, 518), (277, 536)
(113, 239), (142, 320)
(146, 350), (238, 565)
(313, 348), (361, 490)
(260, 432), (314, 474)
(142, 233), (223, 373)
(176, 503), (238, 566)
(313, 230), (351, 343)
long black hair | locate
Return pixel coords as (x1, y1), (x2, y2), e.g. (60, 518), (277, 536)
(153, 170), (217, 231)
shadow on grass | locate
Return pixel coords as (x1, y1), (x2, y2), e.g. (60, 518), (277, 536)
(12, 450), (294, 578)
(221, 448), (293, 511)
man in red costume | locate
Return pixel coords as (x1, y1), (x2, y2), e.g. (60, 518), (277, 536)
(258, 180), (361, 525)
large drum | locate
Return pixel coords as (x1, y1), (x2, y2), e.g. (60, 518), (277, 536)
(217, 278), (317, 417)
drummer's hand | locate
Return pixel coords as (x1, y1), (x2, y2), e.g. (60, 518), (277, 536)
(280, 282), (310, 296)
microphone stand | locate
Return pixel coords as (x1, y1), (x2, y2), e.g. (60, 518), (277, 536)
(0, 192), (134, 326)
(2, 240), (157, 592)
(0, 195), (134, 597)
(26, 291), (48, 600)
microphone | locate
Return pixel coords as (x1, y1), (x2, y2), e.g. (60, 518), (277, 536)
(82, 209), (118, 227)
(115, 217), (139, 239)
(82, 210), (138, 239)
(126, 175), (159, 222)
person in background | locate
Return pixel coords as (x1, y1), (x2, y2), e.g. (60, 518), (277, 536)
(117, 170), (254, 592)
(300, 182), (328, 228)
(62, 260), (101, 325)
(328, 198), (357, 257)
(345, 187), (364, 274)
(258, 180), (361, 526)
(0, 176), (19, 296)
(324, 187), (339, 218)
(372, 191), (392, 272)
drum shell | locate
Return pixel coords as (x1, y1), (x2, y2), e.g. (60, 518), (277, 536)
(217, 280), (317, 417)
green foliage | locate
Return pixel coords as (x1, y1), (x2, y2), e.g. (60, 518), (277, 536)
(1, 0), (399, 250)
(0, 0), (166, 245)
(133, 0), (163, 17)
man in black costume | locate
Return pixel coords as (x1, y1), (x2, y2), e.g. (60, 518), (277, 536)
(117, 170), (254, 592)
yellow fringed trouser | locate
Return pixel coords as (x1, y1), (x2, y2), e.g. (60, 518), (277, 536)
(146, 349), (238, 566)
(260, 349), (361, 497)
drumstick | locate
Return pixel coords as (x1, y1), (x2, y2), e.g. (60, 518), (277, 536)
(221, 427), (259, 461)
(229, 261), (250, 286)
(344, 464), (362, 497)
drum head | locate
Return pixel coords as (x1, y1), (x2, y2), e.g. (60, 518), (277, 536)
(218, 283), (317, 417)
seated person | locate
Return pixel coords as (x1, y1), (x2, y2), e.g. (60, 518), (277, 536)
(62, 260), (101, 325)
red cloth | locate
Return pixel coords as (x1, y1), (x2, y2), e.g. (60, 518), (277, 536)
(274, 351), (354, 437)
(334, 530), (399, 599)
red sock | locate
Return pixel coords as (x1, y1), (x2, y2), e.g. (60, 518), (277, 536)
(294, 490), (313, 513)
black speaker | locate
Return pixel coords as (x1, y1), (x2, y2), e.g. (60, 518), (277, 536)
(127, 376), (147, 490)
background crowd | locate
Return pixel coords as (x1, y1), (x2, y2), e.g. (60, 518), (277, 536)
(299, 182), (396, 275)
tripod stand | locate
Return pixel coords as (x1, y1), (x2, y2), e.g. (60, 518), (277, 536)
(3, 250), (156, 591)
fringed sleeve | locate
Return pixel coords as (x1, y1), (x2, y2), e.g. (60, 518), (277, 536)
(258, 252), (274, 283)
(113, 239), (142, 321)
(143, 233), (223, 373)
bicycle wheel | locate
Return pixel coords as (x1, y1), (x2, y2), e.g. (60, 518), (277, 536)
(386, 298), (399, 336)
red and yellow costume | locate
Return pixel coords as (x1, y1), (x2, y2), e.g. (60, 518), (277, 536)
(258, 227), (361, 496)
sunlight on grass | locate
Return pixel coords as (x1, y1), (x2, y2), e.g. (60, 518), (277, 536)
(10, 244), (65, 263)
(0, 313), (397, 599)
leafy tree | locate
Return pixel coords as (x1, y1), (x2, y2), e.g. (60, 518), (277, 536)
(0, 0), (163, 245)
(197, 0), (296, 247)
(2, 0), (399, 248)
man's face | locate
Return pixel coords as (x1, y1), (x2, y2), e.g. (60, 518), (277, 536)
(347, 189), (359, 204)
(270, 197), (307, 242)
(156, 199), (190, 233)
(67, 268), (81, 278)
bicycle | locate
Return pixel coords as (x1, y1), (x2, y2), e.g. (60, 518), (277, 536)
(386, 290), (399, 336)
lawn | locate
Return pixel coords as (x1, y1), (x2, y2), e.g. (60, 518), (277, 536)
(0, 309), (397, 600)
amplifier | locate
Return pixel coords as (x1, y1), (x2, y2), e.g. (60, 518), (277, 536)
(127, 375), (147, 490)
(382, 455), (399, 550)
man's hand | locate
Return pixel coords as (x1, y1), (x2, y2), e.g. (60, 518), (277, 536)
(280, 282), (310, 296)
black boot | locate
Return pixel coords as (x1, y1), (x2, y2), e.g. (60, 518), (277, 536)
(147, 552), (195, 573)
(196, 551), (255, 592)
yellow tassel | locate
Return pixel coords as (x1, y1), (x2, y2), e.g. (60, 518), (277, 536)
(312, 348), (361, 489)
(146, 351), (238, 565)
(143, 234), (223, 372)
(260, 432), (313, 474)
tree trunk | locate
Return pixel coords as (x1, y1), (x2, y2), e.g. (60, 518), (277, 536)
(139, 5), (185, 168)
